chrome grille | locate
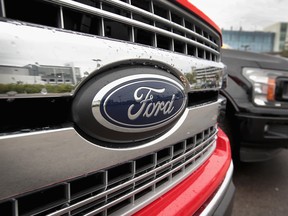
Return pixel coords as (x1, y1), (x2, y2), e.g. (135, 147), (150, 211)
(194, 67), (224, 88)
(0, 126), (217, 216)
(0, 0), (221, 61)
(196, 67), (223, 80)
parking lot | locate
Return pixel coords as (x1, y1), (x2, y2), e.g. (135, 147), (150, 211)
(232, 149), (288, 216)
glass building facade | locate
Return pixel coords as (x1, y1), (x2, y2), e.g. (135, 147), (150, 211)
(264, 22), (288, 52)
(222, 30), (275, 53)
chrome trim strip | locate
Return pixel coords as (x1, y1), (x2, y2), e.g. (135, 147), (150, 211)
(200, 161), (234, 216)
(0, 128), (72, 140)
(0, 0), (5, 17)
(59, 6), (64, 29)
(44, 0), (218, 55)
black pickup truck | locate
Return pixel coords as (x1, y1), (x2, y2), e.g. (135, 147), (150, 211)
(220, 49), (288, 162)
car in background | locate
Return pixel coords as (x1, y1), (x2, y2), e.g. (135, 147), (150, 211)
(220, 48), (288, 162)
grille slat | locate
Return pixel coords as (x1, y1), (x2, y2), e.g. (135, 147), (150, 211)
(81, 133), (216, 216)
(58, 0), (219, 55)
(1, 0), (220, 61)
(102, 0), (218, 48)
(0, 126), (217, 216)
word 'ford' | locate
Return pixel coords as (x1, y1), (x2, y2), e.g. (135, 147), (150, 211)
(94, 75), (186, 130)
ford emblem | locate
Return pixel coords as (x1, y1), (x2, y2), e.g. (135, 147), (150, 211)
(72, 67), (186, 145)
(92, 74), (185, 132)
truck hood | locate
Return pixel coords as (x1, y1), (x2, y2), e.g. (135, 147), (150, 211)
(221, 49), (288, 71)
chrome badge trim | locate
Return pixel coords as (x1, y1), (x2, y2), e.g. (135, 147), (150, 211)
(72, 66), (187, 144)
(92, 74), (186, 133)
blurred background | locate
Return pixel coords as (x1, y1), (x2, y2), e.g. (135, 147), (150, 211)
(192, 0), (288, 57)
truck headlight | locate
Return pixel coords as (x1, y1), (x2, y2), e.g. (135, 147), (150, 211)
(242, 67), (288, 107)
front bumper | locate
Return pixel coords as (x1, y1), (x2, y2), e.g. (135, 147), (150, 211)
(236, 113), (288, 147)
(236, 113), (288, 162)
(134, 128), (234, 216)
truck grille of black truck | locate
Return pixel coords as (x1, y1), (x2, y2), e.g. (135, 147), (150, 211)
(0, 126), (217, 216)
(1, 0), (221, 62)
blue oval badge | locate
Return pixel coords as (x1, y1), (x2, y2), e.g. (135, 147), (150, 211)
(92, 74), (186, 132)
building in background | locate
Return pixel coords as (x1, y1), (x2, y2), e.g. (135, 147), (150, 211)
(222, 29), (275, 53)
(264, 22), (288, 52)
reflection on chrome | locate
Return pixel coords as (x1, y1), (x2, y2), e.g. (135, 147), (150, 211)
(185, 66), (224, 89)
(0, 64), (81, 85)
(0, 21), (225, 97)
(0, 64), (81, 96)
(0, 63), (225, 96)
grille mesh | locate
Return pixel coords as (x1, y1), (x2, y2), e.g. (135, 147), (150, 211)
(1, 0), (221, 61)
(0, 126), (217, 216)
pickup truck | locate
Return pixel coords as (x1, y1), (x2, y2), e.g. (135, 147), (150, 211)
(0, 0), (234, 215)
(220, 48), (288, 162)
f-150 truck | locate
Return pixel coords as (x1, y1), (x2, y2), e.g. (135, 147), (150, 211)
(0, 0), (234, 215)
(220, 48), (288, 162)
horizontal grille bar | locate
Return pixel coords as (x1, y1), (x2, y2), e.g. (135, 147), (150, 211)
(47, 0), (218, 54)
(103, 0), (217, 46)
(1, 0), (221, 61)
(0, 126), (217, 216)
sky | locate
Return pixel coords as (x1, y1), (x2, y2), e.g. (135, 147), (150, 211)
(190, 0), (288, 31)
